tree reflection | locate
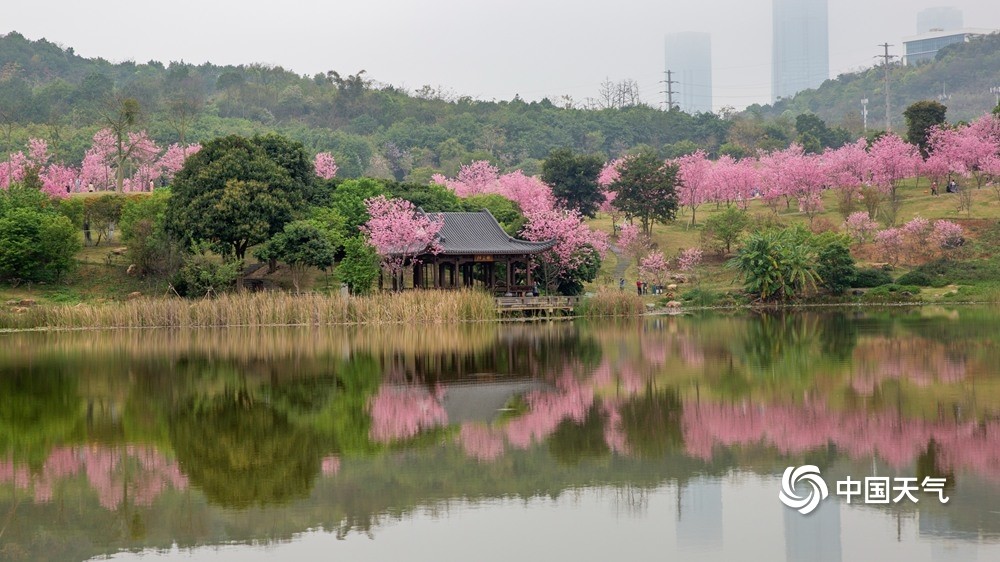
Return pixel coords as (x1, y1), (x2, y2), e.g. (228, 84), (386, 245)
(169, 391), (322, 509)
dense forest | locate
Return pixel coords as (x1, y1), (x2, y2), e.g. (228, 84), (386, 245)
(2, 31), (999, 182)
(0, 32), (728, 180)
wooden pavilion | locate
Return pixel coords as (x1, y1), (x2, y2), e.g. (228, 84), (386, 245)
(388, 210), (556, 295)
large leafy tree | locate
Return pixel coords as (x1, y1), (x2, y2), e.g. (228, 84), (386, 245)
(541, 148), (605, 217)
(904, 100), (947, 156)
(609, 150), (680, 235)
(165, 134), (312, 259)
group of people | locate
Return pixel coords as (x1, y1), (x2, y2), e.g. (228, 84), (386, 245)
(930, 178), (960, 196)
(619, 278), (665, 296)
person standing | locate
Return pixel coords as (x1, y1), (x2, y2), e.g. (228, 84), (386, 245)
(636, 279), (642, 296)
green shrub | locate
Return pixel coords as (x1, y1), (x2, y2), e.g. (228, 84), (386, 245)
(853, 268), (893, 288)
(895, 270), (934, 287)
(862, 284), (922, 302)
(0, 208), (80, 283)
(173, 244), (242, 297)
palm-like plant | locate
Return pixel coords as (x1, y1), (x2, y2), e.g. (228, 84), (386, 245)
(727, 229), (820, 302)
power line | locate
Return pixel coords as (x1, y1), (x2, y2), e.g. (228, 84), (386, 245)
(877, 43), (897, 132)
(661, 69), (678, 110)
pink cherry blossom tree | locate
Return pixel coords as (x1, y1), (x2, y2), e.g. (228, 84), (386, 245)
(677, 151), (712, 225)
(522, 209), (609, 293)
(639, 251), (670, 288)
(844, 211), (879, 243)
(361, 195), (444, 291)
(710, 155), (758, 210)
(314, 152), (339, 180)
(598, 158), (624, 230)
(869, 134), (921, 224)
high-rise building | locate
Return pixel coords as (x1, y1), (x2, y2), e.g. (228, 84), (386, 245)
(664, 32), (713, 114)
(772, 0), (829, 102)
(917, 6), (963, 34)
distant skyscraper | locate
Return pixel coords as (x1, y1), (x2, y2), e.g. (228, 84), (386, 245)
(772, 0), (829, 102)
(917, 7), (963, 33)
(664, 32), (712, 114)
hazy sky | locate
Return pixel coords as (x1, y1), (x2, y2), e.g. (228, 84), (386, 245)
(4, 0), (999, 111)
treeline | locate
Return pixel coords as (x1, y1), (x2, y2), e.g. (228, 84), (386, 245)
(0, 32), (728, 180)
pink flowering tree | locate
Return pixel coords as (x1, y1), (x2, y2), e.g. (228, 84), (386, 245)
(639, 251), (670, 288)
(677, 151), (712, 225)
(432, 161), (555, 216)
(900, 216), (933, 263)
(156, 143), (201, 185)
(869, 134), (921, 224)
(360, 195), (444, 291)
(821, 139), (871, 218)
(522, 209), (609, 294)
(930, 220), (965, 253)
(874, 228), (904, 265)
(844, 211), (880, 243)
(80, 129), (161, 192)
(314, 152), (339, 180)
(710, 155), (758, 210)
(597, 158), (624, 230)
(616, 222), (649, 264)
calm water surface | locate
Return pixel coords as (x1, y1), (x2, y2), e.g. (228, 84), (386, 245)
(2, 307), (1000, 561)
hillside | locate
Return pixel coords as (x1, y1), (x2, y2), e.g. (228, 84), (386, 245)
(752, 32), (1000, 129)
(0, 32), (728, 180)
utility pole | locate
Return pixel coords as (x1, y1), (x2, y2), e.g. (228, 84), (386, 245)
(661, 69), (678, 111)
(877, 43), (896, 131)
(861, 98), (869, 133)
(991, 86), (1000, 108)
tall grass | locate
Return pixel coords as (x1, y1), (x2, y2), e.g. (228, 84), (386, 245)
(0, 290), (498, 330)
(575, 288), (646, 317)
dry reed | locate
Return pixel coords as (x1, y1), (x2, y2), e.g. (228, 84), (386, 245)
(575, 288), (646, 317)
(0, 290), (498, 331)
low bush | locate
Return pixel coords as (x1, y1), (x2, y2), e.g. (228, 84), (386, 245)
(853, 268), (893, 288)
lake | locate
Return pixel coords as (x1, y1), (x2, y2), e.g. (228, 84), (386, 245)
(2, 307), (1000, 561)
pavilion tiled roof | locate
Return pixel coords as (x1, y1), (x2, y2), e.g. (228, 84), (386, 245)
(422, 210), (557, 256)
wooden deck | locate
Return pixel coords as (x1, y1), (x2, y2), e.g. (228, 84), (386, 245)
(496, 296), (580, 315)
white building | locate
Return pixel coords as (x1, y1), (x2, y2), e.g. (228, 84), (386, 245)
(903, 28), (995, 65)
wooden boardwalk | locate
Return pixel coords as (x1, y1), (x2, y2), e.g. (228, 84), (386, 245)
(496, 296), (580, 316)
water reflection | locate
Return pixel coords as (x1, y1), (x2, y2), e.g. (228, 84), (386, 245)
(2, 309), (1000, 560)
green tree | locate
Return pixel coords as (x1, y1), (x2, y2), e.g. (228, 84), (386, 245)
(812, 233), (857, 295)
(0, 185), (80, 283)
(255, 220), (337, 291)
(0, 207), (79, 283)
(541, 148), (605, 217)
(120, 189), (180, 277)
(702, 206), (749, 256)
(165, 135), (310, 259)
(338, 237), (380, 295)
(329, 178), (388, 238)
(903, 100), (947, 156)
(610, 150), (679, 235)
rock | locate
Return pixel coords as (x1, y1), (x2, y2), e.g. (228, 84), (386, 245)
(645, 303), (656, 311)
(112, 247), (127, 255)
(126, 291), (143, 300)
(667, 283), (678, 291)
(666, 300), (683, 308)
(852, 289), (864, 296)
(17, 299), (36, 307)
(5, 299), (17, 306)
(12, 307), (29, 314)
